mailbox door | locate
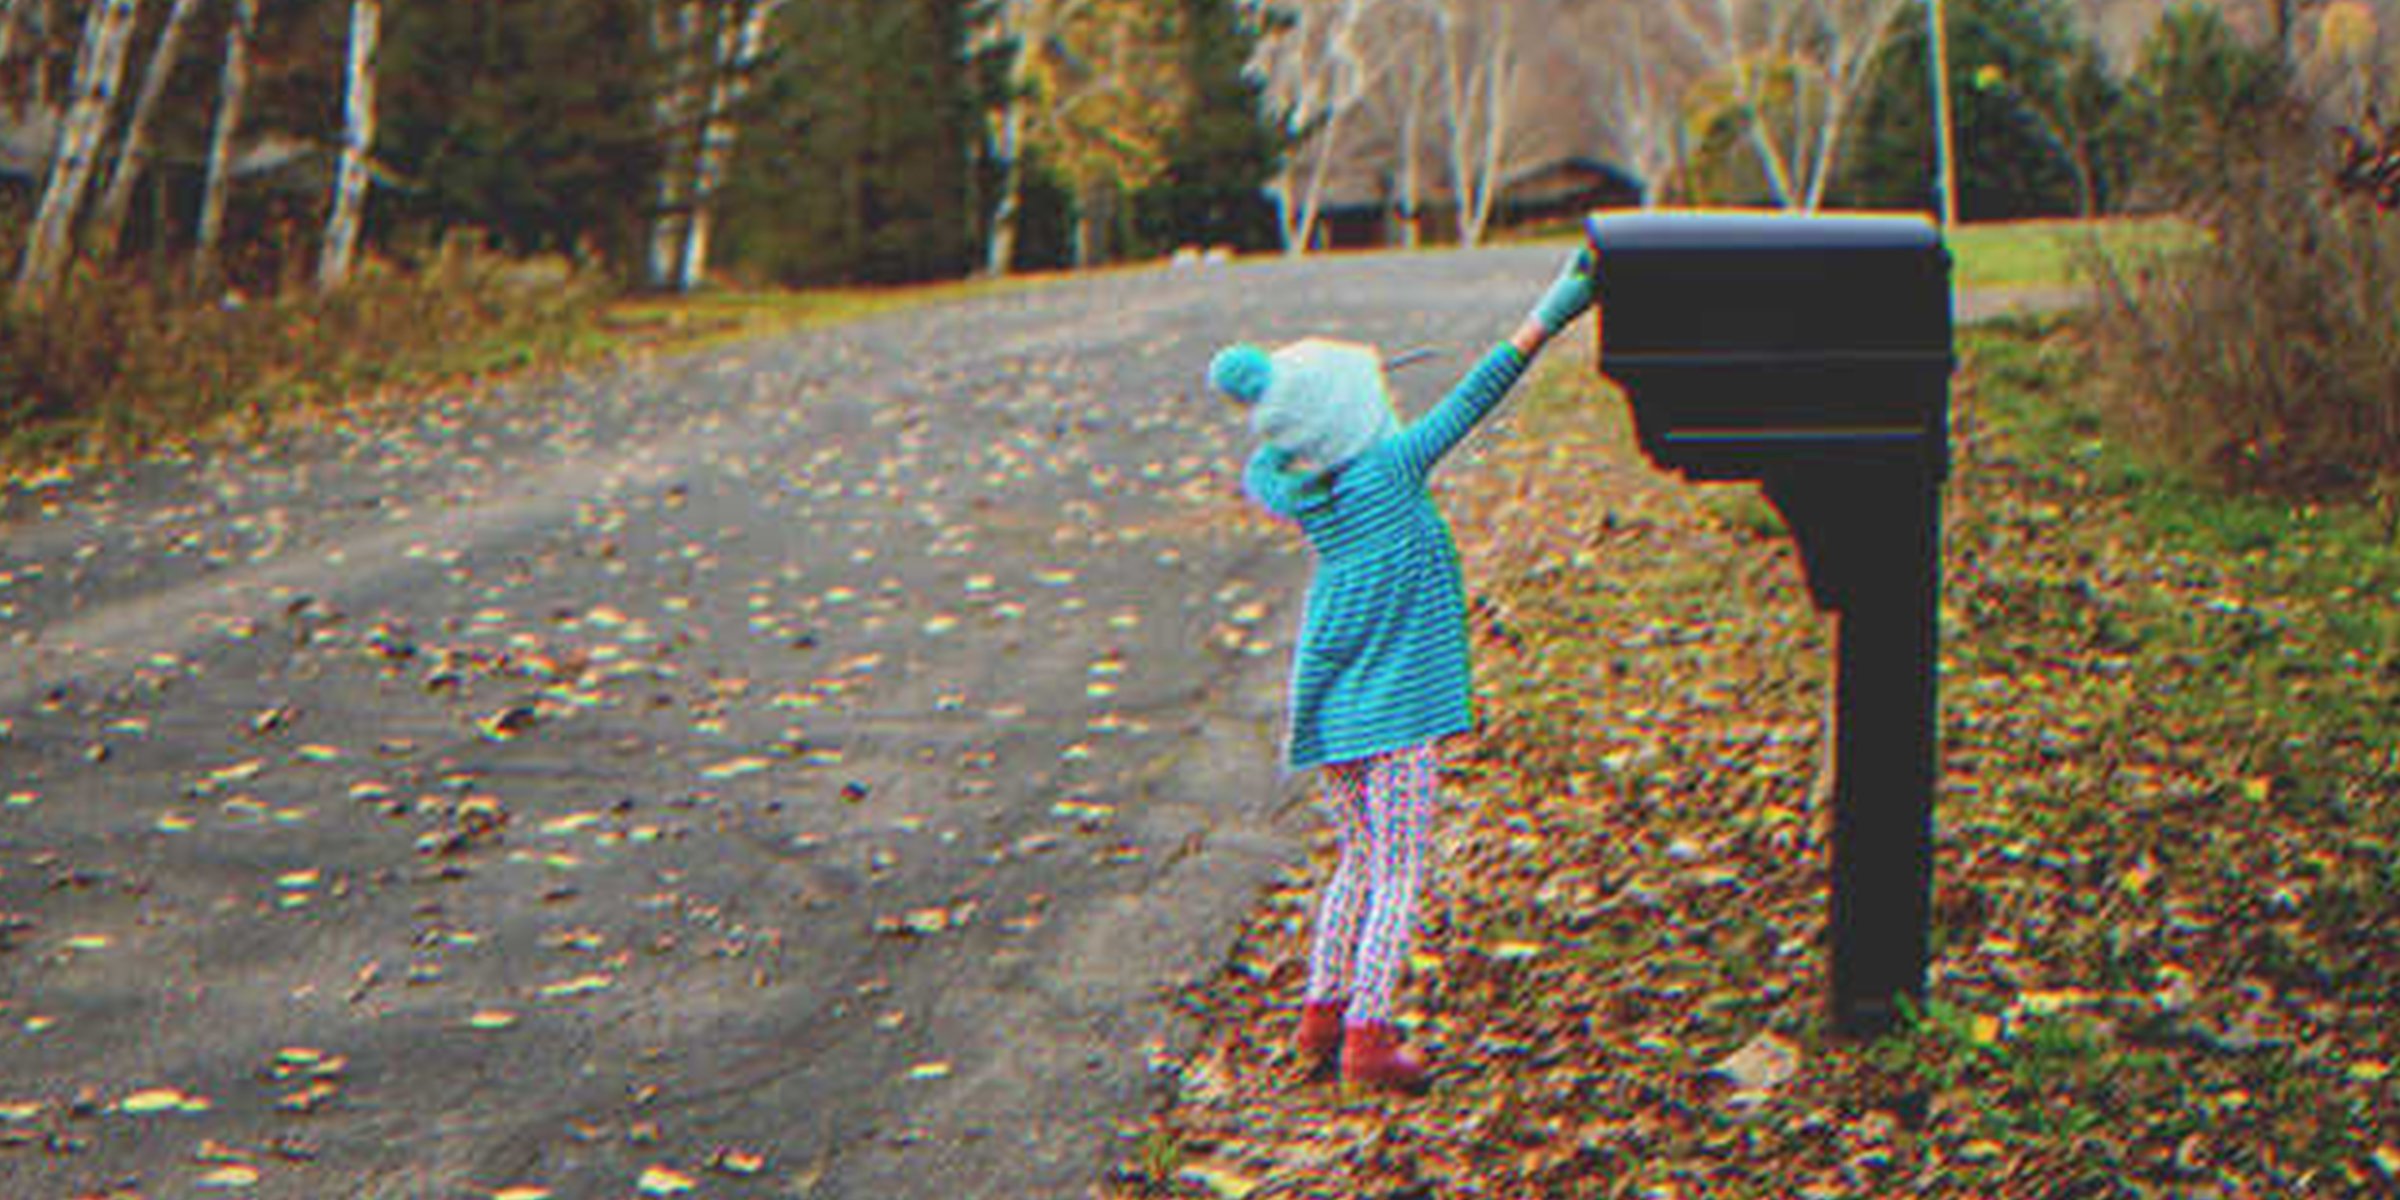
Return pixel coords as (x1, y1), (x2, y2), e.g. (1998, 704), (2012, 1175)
(1587, 211), (1954, 479)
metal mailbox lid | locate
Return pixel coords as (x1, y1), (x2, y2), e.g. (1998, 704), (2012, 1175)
(1585, 209), (1954, 359)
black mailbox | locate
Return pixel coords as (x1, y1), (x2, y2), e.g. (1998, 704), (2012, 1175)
(1586, 209), (1954, 1038)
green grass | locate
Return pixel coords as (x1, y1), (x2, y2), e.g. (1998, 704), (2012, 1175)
(1965, 321), (2400, 776)
(597, 274), (1033, 354)
(1945, 216), (2204, 290)
(0, 266), (1032, 483)
(1516, 210), (2202, 291)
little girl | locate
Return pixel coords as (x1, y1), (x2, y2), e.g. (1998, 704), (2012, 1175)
(1207, 248), (1595, 1091)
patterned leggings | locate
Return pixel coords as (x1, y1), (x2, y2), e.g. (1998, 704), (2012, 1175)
(1304, 743), (1438, 1024)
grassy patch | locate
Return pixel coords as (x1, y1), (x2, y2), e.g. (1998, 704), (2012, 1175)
(599, 275), (1023, 354)
(0, 259), (1013, 486)
(1510, 212), (2201, 292)
(1946, 216), (2202, 291)
(0, 247), (609, 479)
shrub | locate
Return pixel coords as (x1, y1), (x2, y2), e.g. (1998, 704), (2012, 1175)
(0, 238), (605, 469)
(2083, 110), (2400, 497)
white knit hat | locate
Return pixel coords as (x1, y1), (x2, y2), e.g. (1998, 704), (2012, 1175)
(1211, 337), (1398, 470)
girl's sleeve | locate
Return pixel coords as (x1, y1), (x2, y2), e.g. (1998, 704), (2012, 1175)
(1243, 444), (1303, 522)
(1386, 342), (1530, 484)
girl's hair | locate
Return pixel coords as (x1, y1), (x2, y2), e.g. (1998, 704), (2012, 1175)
(1294, 467), (1340, 516)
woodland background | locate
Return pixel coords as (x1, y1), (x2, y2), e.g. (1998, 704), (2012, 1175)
(1, 0), (2391, 296)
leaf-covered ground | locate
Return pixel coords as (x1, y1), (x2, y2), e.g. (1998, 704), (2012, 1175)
(1106, 321), (2399, 1199)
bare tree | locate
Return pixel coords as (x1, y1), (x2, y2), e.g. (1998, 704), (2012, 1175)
(0, 0), (58, 110)
(1674, 0), (1911, 211)
(14, 0), (143, 304)
(31, 0), (59, 110)
(0, 0), (26, 77)
(646, 0), (704, 289)
(1356, 0), (1440, 244)
(88, 0), (203, 261)
(643, 0), (780, 291)
(1569, 0), (1698, 207)
(1245, 0), (1386, 254)
(1429, 0), (1528, 246)
(681, 0), (779, 289)
(195, 0), (255, 284)
(318, 0), (380, 289)
(979, 0), (1084, 276)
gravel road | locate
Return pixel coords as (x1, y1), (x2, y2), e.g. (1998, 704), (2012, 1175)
(0, 244), (1589, 1200)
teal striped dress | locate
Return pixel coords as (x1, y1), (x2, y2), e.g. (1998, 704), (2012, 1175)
(1244, 343), (1530, 771)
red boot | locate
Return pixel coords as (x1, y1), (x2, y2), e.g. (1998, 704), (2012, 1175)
(1296, 999), (1346, 1062)
(1341, 1021), (1428, 1093)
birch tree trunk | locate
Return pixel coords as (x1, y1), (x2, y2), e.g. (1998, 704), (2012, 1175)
(1285, 95), (1349, 252)
(1598, 3), (1689, 207)
(1464, 2), (1511, 245)
(674, 0), (743, 292)
(982, 0), (1089, 278)
(0, 0), (26, 73)
(646, 0), (703, 290)
(318, 0), (380, 290)
(32, 0), (59, 110)
(14, 0), (143, 305)
(89, 0), (204, 262)
(1434, 0), (1517, 248)
(982, 5), (1042, 279)
(984, 88), (1027, 275)
(1354, 0), (1433, 247)
(1797, 0), (1908, 212)
(675, 0), (778, 292)
(1674, 0), (1905, 212)
(1253, 0), (1375, 256)
(196, 0), (256, 284)
(12, 0), (58, 109)
(1394, 71), (1424, 246)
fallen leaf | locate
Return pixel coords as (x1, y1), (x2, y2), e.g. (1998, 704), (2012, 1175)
(636, 1165), (695, 1195)
(1177, 1162), (1261, 1199)
(277, 1081), (338, 1114)
(478, 706), (540, 742)
(196, 1164), (260, 1189)
(1710, 1030), (1800, 1096)
(538, 973), (613, 999)
(120, 1087), (207, 1115)
(701, 756), (771, 781)
(708, 1147), (766, 1176)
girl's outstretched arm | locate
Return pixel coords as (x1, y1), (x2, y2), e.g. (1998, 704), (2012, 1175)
(1387, 248), (1595, 483)
(1384, 343), (1533, 483)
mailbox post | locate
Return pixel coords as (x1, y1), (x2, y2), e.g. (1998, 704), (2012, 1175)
(1585, 210), (1952, 1038)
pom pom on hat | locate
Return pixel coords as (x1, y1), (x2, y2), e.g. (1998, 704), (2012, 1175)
(1208, 343), (1273, 405)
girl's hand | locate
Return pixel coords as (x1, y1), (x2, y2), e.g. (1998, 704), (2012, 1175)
(1526, 246), (1597, 341)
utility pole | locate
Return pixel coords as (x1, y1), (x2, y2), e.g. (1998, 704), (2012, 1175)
(1928, 0), (1957, 229)
(1929, 0), (1948, 229)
